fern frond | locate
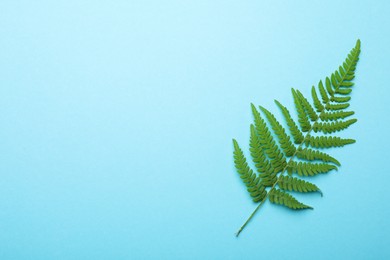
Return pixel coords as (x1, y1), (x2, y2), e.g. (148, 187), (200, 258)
(313, 119), (357, 134)
(259, 106), (296, 157)
(296, 90), (318, 121)
(287, 161), (337, 176)
(269, 188), (312, 210)
(304, 136), (355, 148)
(296, 147), (340, 166)
(233, 139), (267, 202)
(249, 124), (270, 173)
(325, 77), (334, 97)
(274, 100), (304, 144)
(318, 80), (329, 103)
(334, 71), (342, 85)
(328, 39), (360, 94)
(292, 89), (311, 132)
(311, 86), (324, 112)
(251, 104), (287, 173)
(249, 125), (277, 186)
(340, 81), (354, 87)
(233, 40), (361, 237)
(330, 96), (351, 103)
(325, 103), (350, 111)
(335, 88), (352, 95)
(278, 175), (322, 196)
(320, 111), (354, 121)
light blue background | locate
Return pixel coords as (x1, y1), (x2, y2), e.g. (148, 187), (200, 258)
(0, 1), (389, 259)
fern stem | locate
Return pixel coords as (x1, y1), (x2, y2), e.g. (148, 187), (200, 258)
(236, 198), (267, 237)
(235, 46), (359, 236)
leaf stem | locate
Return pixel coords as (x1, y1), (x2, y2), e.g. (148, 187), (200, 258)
(235, 198), (267, 237)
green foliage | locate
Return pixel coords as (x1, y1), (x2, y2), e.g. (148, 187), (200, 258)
(286, 161), (337, 177)
(320, 111), (354, 121)
(313, 119), (357, 134)
(232, 40), (361, 236)
(249, 125), (276, 186)
(304, 136), (356, 148)
(274, 100), (304, 144)
(269, 188), (313, 210)
(233, 139), (267, 202)
(278, 175), (322, 196)
(292, 89), (311, 132)
(259, 106), (296, 156)
(296, 147), (340, 166)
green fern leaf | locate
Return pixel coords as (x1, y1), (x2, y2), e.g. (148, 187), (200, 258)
(311, 86), (324, 112)
(278, 175), (322, 196)
(325, 77), (334, 97)
(296, 147), (340, 166)
(233, 139), (267, 202)
(292, 89), (311, 132)
(313, 119), (357, 134)
(232, 40), (361, 236)
(318, 80), (329, 103)
(296, 90), (318, 121)
(336, 88), (352, 95)
(274, 100), (304, 144)
(259, 106), (296, 156)
(287, 161), (337, 176)
(249, 125), (277, 186)
(304, 136), (356, 148)
(251, 104), (287, 174)
(269, 188), (312, 210)
(340, 81), (354, 87)
(330, 96), (351, 103)
(320, 111), (354, 121)
(326, 103), (350, 110)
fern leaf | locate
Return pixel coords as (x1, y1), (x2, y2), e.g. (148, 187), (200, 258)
(232, 40), (361, 237)
(259, 106), (296, 157)
(340, 81), (354, 87)
(296, 90), (318, 121)
(304, 136), (355, 148)
(251, 104), (287, 173)
(269, 188), (312, 210)
(318, 80), (329, 103)
(325, 77), (334, 97)
(313, 119), (357, 134)
(233, 139), (267, 202)
(325, 103), (350, 111)
(274, 100), (304, 144)
(249, 124), (270, 173)
(278, 175), (322, 196)
(296, 147), (340, 166)
(338, 65), (345, 77)
(330, 40), (360, 93)
(320, 111), (355, 121)
(249, 125), (277, 186)
(292, 89), (311, 132)
(335, 88), (352, 95)
(287, 161), (337, 176)
(330, 96), (351, 103)
(331, 74), (339, 90)
(311, 86), (324, 112)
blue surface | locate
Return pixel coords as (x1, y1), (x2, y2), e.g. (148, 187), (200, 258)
(0, 1), (389, 259)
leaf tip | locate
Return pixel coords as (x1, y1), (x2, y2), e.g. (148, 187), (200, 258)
(356, 39), (361, 48)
